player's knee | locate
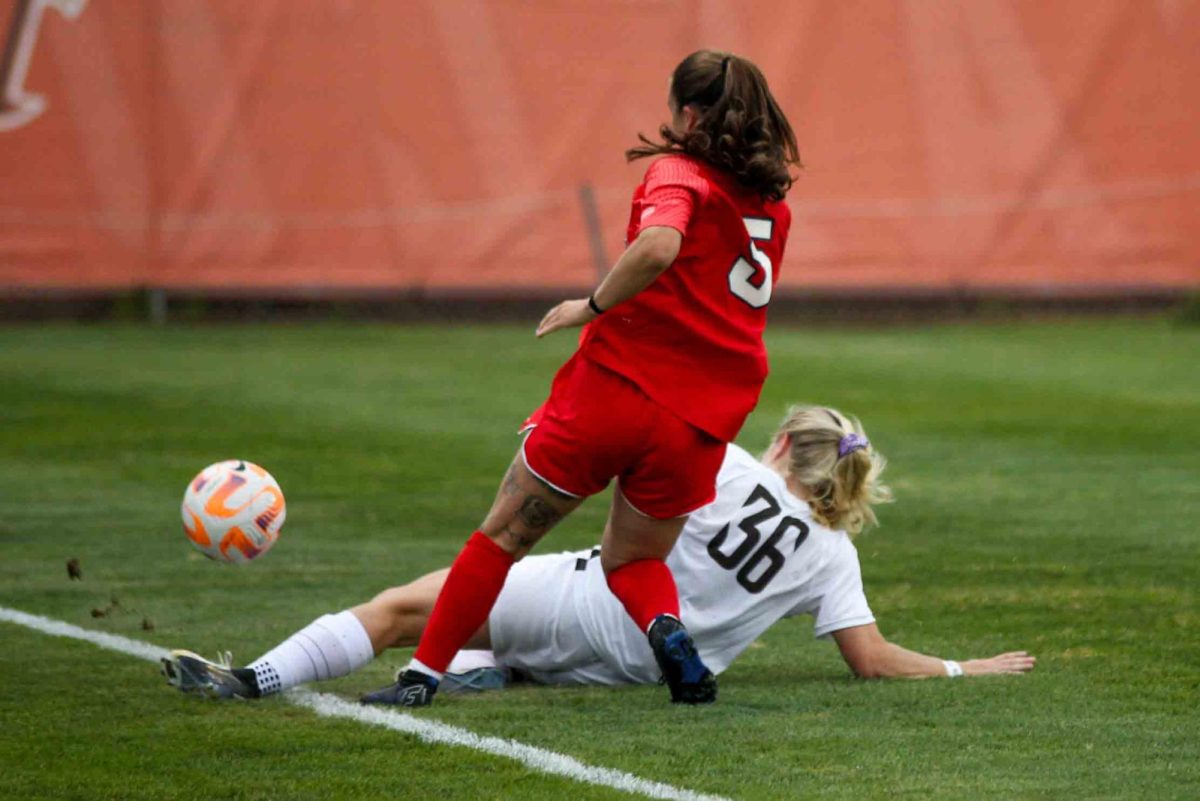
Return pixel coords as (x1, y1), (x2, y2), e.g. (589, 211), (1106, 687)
(369, 585), (420, 618)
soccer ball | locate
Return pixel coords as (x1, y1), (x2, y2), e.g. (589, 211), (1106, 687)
(181, 460), (286, 563)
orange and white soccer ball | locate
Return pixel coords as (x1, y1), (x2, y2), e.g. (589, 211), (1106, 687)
(181, 460), (286, 563)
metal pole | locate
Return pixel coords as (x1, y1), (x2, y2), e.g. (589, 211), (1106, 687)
(147, 287), (167, 325)
(577, 183), (609, 283)
(146, 0), (163, 325)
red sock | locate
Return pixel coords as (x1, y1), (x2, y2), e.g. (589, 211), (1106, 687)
(413, 531), (514, 673)
(606, 558), (681, 633)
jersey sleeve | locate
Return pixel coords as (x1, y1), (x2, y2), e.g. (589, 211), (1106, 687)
(791, 536), (875, 639)
(633, 156), (709, 237)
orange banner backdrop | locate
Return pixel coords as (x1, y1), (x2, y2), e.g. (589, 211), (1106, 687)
(2, 0), (1198, 294)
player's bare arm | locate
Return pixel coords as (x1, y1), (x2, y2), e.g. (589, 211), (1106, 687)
(535, 226), (682, 338)
(832, 622), (1036, 678)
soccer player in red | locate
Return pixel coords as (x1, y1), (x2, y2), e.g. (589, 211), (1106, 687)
(367, 50), (799, 706)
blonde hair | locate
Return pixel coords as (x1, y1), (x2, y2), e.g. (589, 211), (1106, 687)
(772, 405), (892, 537)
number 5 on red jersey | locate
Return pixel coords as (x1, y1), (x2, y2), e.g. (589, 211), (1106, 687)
(728, 217), (775, 309)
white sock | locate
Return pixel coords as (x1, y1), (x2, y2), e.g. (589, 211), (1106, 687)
(446, 649), (499, 674)
(247, 610), (375, 695)
(406, 658), (444, 682)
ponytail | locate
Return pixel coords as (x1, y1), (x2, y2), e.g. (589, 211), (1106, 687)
(626, 50), (801, 202)
(772, 406), (892, 537)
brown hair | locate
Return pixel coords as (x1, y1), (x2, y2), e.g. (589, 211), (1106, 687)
(772, 405), (892, 537)
(626, 50), (801, 202)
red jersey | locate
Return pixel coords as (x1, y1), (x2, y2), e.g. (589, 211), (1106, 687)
(577, 155), (792, 442)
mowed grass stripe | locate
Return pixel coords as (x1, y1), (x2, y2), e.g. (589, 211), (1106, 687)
(0, 606), (732, 801)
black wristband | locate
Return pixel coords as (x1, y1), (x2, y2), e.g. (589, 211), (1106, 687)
(588, 295), (605, 315)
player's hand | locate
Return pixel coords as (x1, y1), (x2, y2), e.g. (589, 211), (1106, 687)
(536, 298), (597, 338)
(962, 651), (1036, 676)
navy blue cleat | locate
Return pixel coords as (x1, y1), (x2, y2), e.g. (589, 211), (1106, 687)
(648, 615), (717, 704)
(360, 668), (439, 707)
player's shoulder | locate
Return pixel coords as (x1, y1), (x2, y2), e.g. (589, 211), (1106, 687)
(643, 155), (711, 194)
(718, 443), (763, 482)
(825, 527), (860, 561)
(644, 153), (704, 177)
(806, 520), (864, 586)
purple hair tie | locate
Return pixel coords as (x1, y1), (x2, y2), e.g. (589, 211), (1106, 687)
(838, 433), (869, 458)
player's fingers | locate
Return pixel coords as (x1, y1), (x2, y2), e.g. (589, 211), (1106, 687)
(971, 653), (1035, 675)
(535, 306), (563, 337)
(538, 316), (570, 338)
(1001, 657), (1036, 672)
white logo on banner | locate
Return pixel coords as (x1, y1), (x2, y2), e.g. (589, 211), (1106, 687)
(0, 0), (87, 132)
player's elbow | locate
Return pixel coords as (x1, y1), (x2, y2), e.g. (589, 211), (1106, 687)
(834, 624), (895, 679)
(849, 658), (886, 679)
(845, 645), (892, 679)
(637, 227), (682, 271)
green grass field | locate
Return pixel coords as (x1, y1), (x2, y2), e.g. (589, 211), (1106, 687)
(1, 320), (1197, 800)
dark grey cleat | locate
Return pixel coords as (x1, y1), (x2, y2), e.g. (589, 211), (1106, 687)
(441, 666), (507, 695)
(648, 615), (717, 704)
(360, 668), (439, 707)
(161, 649), (260, 699)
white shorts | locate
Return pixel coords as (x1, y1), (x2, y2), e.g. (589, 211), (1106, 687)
(487, 551), (628, 686)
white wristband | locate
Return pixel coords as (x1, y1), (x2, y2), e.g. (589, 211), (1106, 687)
(943, 660), (964, 678)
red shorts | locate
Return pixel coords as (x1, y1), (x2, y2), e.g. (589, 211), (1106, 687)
(521, 354), (727, 519)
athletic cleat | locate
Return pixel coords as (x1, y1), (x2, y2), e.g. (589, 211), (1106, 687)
(440, 667), (507, 695)
(161, 649), (261, 700)
(648, 615), (717, 704)
(360, 668), (439, 707)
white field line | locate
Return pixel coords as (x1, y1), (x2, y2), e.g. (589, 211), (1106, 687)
(0, 606), (732, 801)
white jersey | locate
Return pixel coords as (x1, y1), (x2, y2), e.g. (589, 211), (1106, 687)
(562, 444), (875, 683)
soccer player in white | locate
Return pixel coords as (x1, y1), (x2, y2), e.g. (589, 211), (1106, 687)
(163, 405), (1034, 700)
